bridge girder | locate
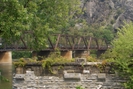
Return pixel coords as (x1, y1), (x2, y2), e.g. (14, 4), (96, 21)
(0, 34), (109, 51)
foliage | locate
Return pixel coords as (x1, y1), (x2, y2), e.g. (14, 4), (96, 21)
(13, 50), (75, 73)
(41, 51), (74, 74)
(0, 70), (9, 82)
(0, 0), (81, 50)
(76, 86), (84, 89)
(103, 22), (133, 89)
(67, 23), (115, 43)
(95, 60), (107, 73)
(13, 58), (27, 67)
(12, 51), (31, 59)
(13, 57), (42, 67)
(89, 25), (115, 44)
(0, 76), (9, 82)
(64, 20), (88, 35)
(86, 56), (97, 62)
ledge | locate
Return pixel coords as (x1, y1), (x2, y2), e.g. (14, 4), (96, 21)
(81, 62), (102, 65)
(63, 71), (81, 80)
(25, 62), (103, 66)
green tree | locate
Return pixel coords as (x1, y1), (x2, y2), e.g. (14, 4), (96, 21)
(12, 51), (31, 59)
(0, 0), (81, 49)
(103, 22), (133, 88)
(87, 25), (114, 43)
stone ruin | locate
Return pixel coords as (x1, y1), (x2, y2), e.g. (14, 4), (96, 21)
(13, 58), (126, 89)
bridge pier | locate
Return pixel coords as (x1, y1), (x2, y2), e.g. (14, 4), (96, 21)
(74, 50), (90, 58)
(0, 51), (12, 63)
(61, 51), (72, 59)
(32, 50), (103, 60)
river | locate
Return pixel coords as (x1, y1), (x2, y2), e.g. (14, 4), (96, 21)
(0, 63), (12, 89)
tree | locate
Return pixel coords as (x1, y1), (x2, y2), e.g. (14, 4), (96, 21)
(103, 22), (133, 88)
(12, 51), (31, 59)
(87, 25), (114, 43)
(0, 0), (81, 49)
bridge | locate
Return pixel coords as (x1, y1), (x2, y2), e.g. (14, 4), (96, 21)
(0, 32), (110, 63)
(0, 33), (109, 51)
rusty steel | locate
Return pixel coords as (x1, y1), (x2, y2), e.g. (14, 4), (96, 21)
(0, 33), (109, 51)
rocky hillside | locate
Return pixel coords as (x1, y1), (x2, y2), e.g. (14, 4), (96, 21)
(81, 0), (133, 29)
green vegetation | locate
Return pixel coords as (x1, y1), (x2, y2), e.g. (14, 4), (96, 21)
(0, 0), (81, 50)
(88, 25), (115, 43)
(41, 51), (74, 74)
(76, 86), (84, 89)
(13, 50), (75, 74)
(13, 58), (27, 67)
(65, 20), (115, 43)
(12, 51), (31, 59)
(103, 22), (133, 89)
(86, 56), (97, 62)
(0, 0), (115, 49)
(13, 57), (42, 67)
(13, 48), (107, 73)
(42, 53), (74, 68)
(0, 70), (9, 82)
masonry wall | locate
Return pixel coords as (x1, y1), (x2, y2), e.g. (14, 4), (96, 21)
(13, 62), (125, 89)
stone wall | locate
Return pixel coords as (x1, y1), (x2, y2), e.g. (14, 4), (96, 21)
(13, 62), (126, 89)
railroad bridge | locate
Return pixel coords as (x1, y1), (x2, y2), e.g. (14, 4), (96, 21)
(0, 33), (110, 63)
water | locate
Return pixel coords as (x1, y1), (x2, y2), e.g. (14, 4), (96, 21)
(0, 63), (12, 89)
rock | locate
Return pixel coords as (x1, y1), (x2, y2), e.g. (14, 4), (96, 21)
(24, 71), (36, 81)
(14, 74), (25, 79)
(75, 58), (86, 63)
(83, 70), (90, 74)
(81, 0), (133, 28)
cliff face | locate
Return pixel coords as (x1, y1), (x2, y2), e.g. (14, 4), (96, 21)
(81, 0), (133, 28)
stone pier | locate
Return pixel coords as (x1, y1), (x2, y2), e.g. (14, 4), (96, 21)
(61, 51), (72, 59)
(0, 51), (12, 63)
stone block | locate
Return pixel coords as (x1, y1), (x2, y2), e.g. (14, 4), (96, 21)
(63, 71), (81, 80)
(83, 70), (90, 74)
(82, 80), (92, 82)
(97, 73), (106, 81)
(88, 74), (97, 80)
(84, 62), (102, 65)
(98, 73), (106, 79)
